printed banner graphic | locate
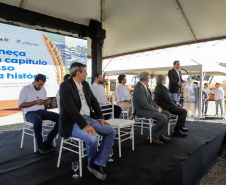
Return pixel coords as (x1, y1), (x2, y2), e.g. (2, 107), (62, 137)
(0, 23), (87, 100)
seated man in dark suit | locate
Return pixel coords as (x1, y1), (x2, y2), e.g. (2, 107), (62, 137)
(59, 62), (116, 180)
(154, 74), (188, 137)
(133, 72), (171, 144)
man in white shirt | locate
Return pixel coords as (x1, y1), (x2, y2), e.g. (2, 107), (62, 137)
(90, 74), (122, 120)
(203, 83), (210, 116)
(18, 74), (59, 154)
(211, 83), (224, 116)
(115, 75), (132, 120)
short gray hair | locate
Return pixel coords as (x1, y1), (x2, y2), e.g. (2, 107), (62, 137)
(70, 62), (86, 77)
(156, 74), (166, 85)
(140, 72), (150, 81)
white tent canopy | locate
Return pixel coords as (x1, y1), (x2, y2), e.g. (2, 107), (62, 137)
(103, 57), (202, 77)
(1, 0), (226, 58)
(103, 56), (226, 77)
(104, 61), (226, 77)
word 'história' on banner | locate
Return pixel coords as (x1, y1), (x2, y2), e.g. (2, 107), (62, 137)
(0, 73), (49, 79)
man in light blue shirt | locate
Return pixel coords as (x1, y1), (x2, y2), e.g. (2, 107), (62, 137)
(193, 82), (208, 116)
(203, 83), (210, 116)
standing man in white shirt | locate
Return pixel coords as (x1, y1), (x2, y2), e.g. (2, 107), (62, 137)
(168, 60), (184, 102)
(91, 74), (122, 120)
(115, 75), (132, 120)
(211, 83), (224, 116)
(18, 74), (59, 154)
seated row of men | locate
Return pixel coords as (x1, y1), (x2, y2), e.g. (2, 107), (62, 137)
(18, 62), (188, 180)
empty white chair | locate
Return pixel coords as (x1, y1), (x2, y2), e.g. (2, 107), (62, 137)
(98, 95), (134, 157)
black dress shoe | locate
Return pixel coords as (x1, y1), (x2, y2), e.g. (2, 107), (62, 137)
(38, 145), (51, 154)
(180, 127), (188, 132)
(87, 163), (106, 180)
(172, 130), (188, 137)
(44, 141), (55, 152)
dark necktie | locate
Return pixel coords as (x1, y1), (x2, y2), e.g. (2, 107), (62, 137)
(146, 85), (152, 97)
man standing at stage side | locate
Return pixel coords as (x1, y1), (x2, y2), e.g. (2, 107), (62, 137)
(168, 60), (184, 102)
(91, 74), (122, 120)
(211, 83), (224, 116)
(59, 62), (116, 180)
(194, 82), (208, 116)
(115, 75), (132, 119)
(203, 83), (210, 116)
(18, 74), (59, 154)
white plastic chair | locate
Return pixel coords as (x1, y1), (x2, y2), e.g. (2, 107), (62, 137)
(121, 109), (127, 119)
(134, 116), (155, 143)
(130, 94), (155, 143)
(168, 115), (177, 135)
(98, 95), (135, 157)
(132, 94), (172, 141)
(135, 114), (172, 138)
(57, 137), (86, 177)
(56, 98), (87, 177)
(20, 109), (56, 152)
(114, 93), (131, 119)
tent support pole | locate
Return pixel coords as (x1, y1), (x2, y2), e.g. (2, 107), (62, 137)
(150, 75), (154, 92)
(92, 39), (103, 83)
(198, 66), (203, 119)
(90, 21), (106, 83)
(151, 78), (153, 92)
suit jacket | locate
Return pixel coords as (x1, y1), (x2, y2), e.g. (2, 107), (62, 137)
(59, 78), (103, 138)
(154, 84), (177, 110)
(168, 68), (184, 93)
(133, 81), (158, 118)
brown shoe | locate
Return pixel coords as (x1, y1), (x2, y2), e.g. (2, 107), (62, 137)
(160, 134), (171, 141)
(151, 137), (163, 144)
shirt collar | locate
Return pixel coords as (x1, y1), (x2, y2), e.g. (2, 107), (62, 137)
(94, 82), (100, 86)
(174, 68), (179, 72)
(30, 83), (42, 90)
(140, 81), (148, 90)
(30, 83), (34, 89)
(73, 78), (83, 89)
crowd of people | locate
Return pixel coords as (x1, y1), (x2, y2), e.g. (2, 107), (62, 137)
(18, 61), (224, 180)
